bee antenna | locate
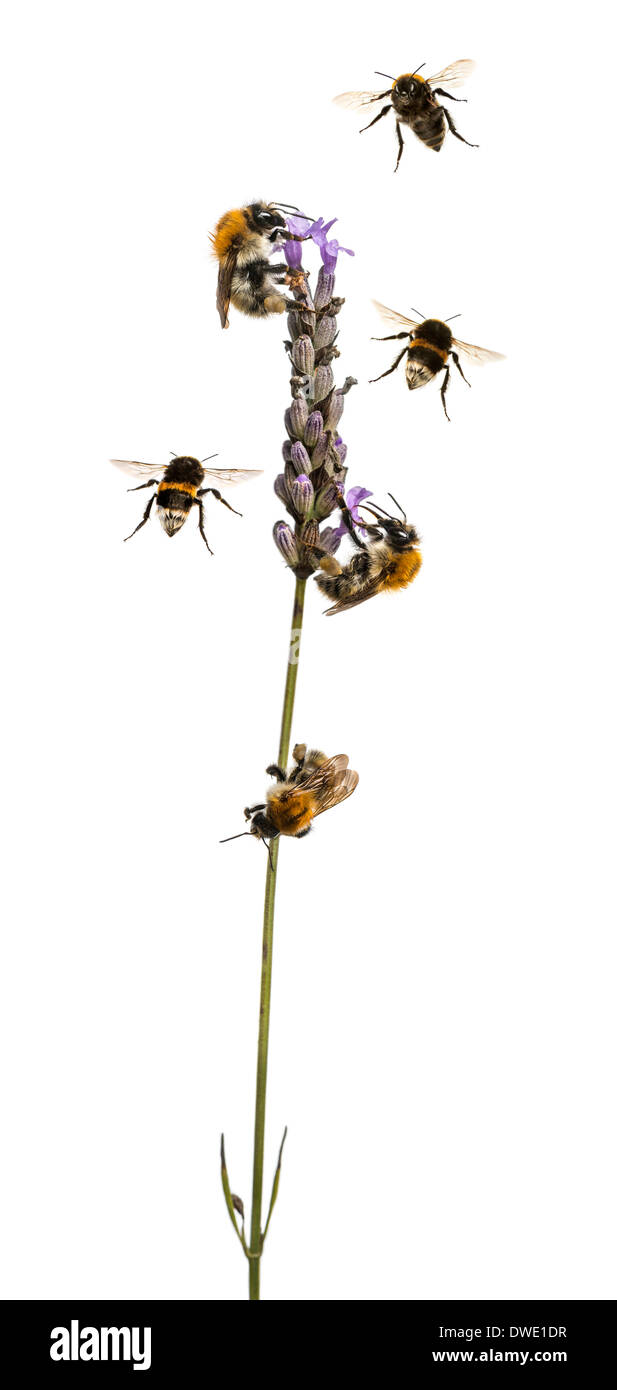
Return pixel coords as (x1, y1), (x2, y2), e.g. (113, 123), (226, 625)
(169, 451), (178, 457)
(274, 202), (300, 212)
(409, 306), (427, 320)
(201, 452), (219, 462)
(445, 313), (461, 323)
(375, 71), (395, 80)
(388, 493), (407, 519)
(360, 499), (391, 518)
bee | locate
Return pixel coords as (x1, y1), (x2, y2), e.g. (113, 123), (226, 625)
(370, 301), (505, 420)
(221, 745), (359, 857)
(315, 495), (422, 615)
(110, 454), (262, 551)
(210, 202), (311, 328)
(334, 59), (477, 171)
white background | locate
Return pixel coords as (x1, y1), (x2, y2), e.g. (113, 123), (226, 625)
(1, 0), (615, 1302)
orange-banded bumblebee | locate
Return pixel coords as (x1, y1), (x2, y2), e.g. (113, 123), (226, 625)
(335, 59), (477, 170)
(210, 202), (311, 328)
(315, 495), (422, 615)
(110, 455), (262, 551)
(370, 301), (504, 420)
(221, 745), (359, 855)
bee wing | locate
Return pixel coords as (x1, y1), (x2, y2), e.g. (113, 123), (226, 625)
(109, 458), (165, 480)
(372, 300), (421, 332)
(216, 249), (238, 329)
(426, 58), (476, 90)
(333, 89), (391, 111)
(323, 580), (383, 616)
(450, 335), (506, 366)
(310, 757), (360, 815)
(201, 467), (263, 486)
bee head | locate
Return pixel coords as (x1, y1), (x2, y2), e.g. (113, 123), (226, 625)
(360, 496), (419, 551)
(250, 810), (278, 841)
(249, 203), (287, 240)
(393, 72), (424, 102)
(381, 518), (420, 551)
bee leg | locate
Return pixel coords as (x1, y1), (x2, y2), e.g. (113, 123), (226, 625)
(244, 803), (266, 818)
(451, 350), (471, 388)
(123, 493), (156, 541)
(295, 826), (312, 839)
(433, 87), (467, 102)
(284, 288), (316, 315)
(443, 107), (478, 148)
(194, 498), (214, 554)
(338, 504), (369, 550)
(369, 347), (407, 383)
(370, 332), (409, 342)
(359, 103), (391, 133)
(291, 744), (306, 770)
(440, 365), (452, 422)
(198, 486), (242, 517)
(265, 765), (287, 782)
(394, 121), (405, 172)
(127, 479), (158, 492)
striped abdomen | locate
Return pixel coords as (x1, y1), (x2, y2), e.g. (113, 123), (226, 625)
(406, 338), (448, 390)
(409, 107), (446, 152)
(156, 481), (196, 535)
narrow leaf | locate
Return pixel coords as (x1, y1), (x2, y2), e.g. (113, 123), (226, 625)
(262, 1127), (288, 1244)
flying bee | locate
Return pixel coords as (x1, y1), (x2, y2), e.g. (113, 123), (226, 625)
(334, 59), (477, 171)
(221, 744), (359, 858)
(109, 454), (262, 552)
(210, 202), (312, 328)
(315, 495), (422, 616)
(370, 301), (505, 420)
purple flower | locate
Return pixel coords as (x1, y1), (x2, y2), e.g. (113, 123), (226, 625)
(332, 485), (373, 539)
(316, 526), (342, 556)
(283, 215), (354, 274)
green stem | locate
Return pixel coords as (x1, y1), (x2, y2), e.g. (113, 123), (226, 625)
(248, 575), (306, 1300)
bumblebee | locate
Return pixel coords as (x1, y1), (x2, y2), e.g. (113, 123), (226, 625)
(110, 454), (262, 551)
(315, 496), (422, 615)
(370, 301), (504, 420)
(335, 59), (477, 171)
(211, 202), (311, 328)
(221, 745), (359, 852)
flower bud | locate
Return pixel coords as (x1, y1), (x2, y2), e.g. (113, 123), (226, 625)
(292, 336), (315, 375)
(304, 411), (324, 448)
(290, 441), (311, 476)
(335, 440), (348, 467)
(310, 431), (329, 469)
(314, 268), (336, 310)
(314, 315), (337, 351)
(273, 521), (300, 567)
(324, 390), (345, 430)
(299, 518), (320, 550)
(313, 481), (341, 520)
(274, 473), (291, 506)
(284, 460), (298, 494)
(289, 473), (314, 518)
(287, 311), (303, 341)
(313, 364), (334, 402)
(285, 396), (308, 439)
(316, 526), (342, 556)
(281, 440), (293, 463)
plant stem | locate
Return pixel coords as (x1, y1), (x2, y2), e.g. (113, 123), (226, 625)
(248, 575), (306, 1300)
